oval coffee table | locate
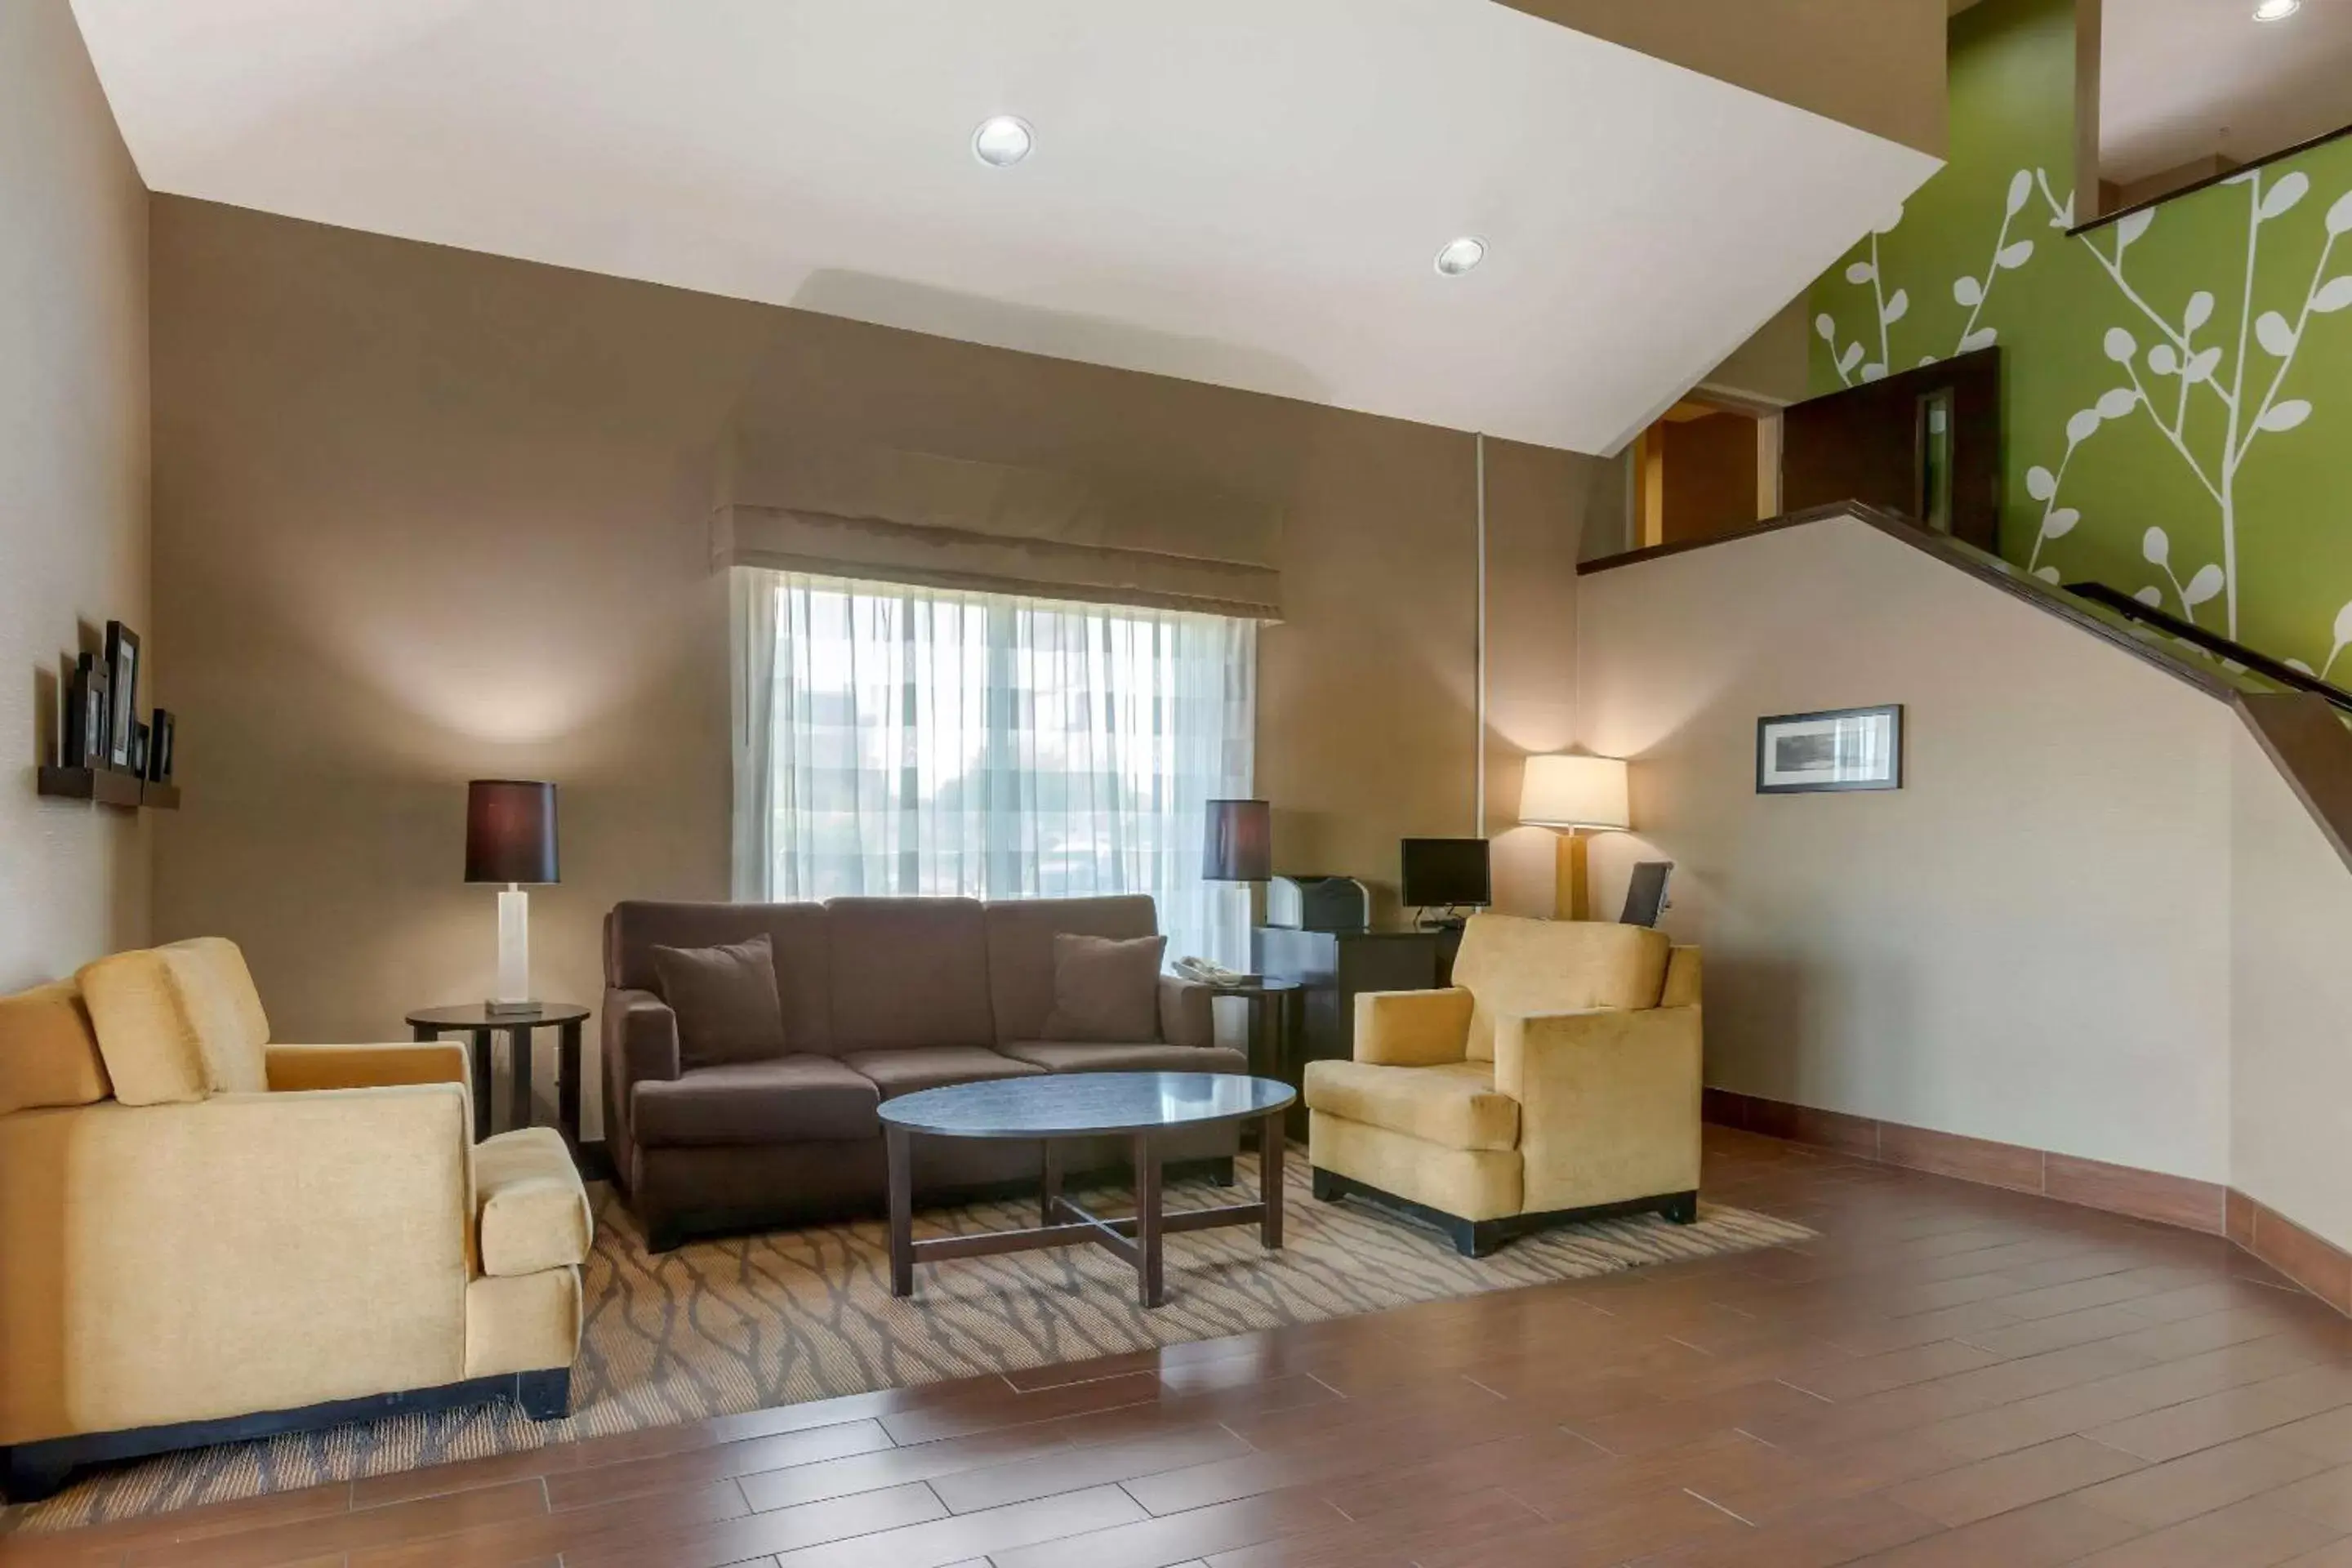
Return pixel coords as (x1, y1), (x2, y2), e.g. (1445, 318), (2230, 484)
(878, 1071), (1295, 1308)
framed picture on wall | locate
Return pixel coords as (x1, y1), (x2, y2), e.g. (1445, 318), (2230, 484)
(1757, 705), (1902, 794)
(104, 621), (140, 771)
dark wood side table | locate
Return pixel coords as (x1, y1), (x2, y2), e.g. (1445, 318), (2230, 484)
(406, 1002), (588, 1144)
(1210, 978), (1303, 1145)
(1252, 928), (1455, 1138)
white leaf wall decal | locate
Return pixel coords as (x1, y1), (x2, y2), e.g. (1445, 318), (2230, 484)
(2148, 344), (2180, 375)
(1996, 239), (2035, 270)
(1838, 342), (1864, 374)
(2034, 566), (2060, 583)
(2335, 599), (2352, 648)
(2007, 170), (2034, 216)
(1953, 275), (1984, 307)
(2259, 400), (2314, 432)
(2066, 410), (2101, 443)
(2184, 292), (2215, 330)
(2260, 172), (2310, 220)
(2291, 658), (2319, 675)
(1959, 327), (1999, 353)
(1875, 204), (1906, 235)
(2330, 191), (2352, 235)
(1860, 363), (1888, 382)
(1815, 314), (1838, 341)
(2044, 507), (2080, 539)
(2135, 586), (2164, 607)
(2314, 277), (2352, 314)
(2256, 310), (2298, 357)
(1882, 288), (1909, 324)
(2182, 564), (2225, 606)
(2096, 388), (2140, 418)
(2104, 327), (2138, 363)
(2185, 347), (2223, 382)
(2118, 209), (2154, 247)
(2142, 527), (2170, 566)
(2027, 465), (2058, 500)
(1846, 261), (1876, 285)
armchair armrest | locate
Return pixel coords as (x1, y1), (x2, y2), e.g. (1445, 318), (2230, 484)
(0, 1085), (471, 1444)
(1354, 987), (1473, 1066)
(1494, 1004), (1701, 1214)
(1157, 974), (1218, 1049)
(266, 1040), (469, 1093)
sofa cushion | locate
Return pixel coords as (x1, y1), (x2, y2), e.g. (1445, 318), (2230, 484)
(827, 898), (996, 1049)
(842, 1045), (1043, 1100)
(160, 939), (272, 1092)
(0, 982), (111, 1116)
(77, 949), (210, 1105)
(474, 1126), (594, 1276)
(1304, 1058), (1520, 1152)
(1001, 1041), (1249, 1076)
(1452, 915), (1672, 1062)
(1040, 933), (1165, 1043)
(607, 901), (834, 1054)
(653, 933), (789, 1069)
(632, 1054), (880, 1147)
(983, 895), (1160, 1044)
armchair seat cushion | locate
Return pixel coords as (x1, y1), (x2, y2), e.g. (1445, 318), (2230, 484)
(1304, 1058), (1519, 1153)
(1000, 1041), (1249, 1076)
(633, 1054), (880, 1147)
(474, 1127), (594, 1277)
(842, 1045), (1043, 1100)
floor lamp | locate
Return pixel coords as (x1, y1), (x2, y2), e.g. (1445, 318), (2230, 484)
(1518, 755), (1630, 921)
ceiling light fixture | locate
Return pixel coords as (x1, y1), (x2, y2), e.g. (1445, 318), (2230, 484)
(2255, 0), (2300, 19)
(971, 115), (1035, 167)
(1434, 236), (1488, 276)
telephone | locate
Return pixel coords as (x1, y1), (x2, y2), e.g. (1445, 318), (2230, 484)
(1173, 956), (1250, 987)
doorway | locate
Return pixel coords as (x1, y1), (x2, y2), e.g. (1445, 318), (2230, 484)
(1631, 392), (1783, 550)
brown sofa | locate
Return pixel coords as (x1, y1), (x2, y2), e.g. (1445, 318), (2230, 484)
(603, 894), (1247, 1250)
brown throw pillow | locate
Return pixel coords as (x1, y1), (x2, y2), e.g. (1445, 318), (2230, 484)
(1040, 933), (1166, 1044)
(651, 933), (787, 1069)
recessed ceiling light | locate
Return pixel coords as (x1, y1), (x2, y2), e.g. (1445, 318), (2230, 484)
(2255, 0), (2300, 20)
(972, 116), (1035, 168)
(1434, 236), (1488, 276)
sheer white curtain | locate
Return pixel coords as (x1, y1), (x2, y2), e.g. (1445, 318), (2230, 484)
(733, 569), (1257, 969)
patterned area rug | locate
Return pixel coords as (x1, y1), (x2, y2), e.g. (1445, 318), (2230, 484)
(9, 1155), (1811, 1532)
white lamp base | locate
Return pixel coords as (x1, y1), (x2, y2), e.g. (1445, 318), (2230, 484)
(487, 884), (537, 1013)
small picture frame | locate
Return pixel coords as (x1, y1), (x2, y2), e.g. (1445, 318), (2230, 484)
(65, 653), (108, 769)
(1757, 705), (1903, 794)
(147, 708), (176, 782)
(104, 621), (140, 772)
(130, 720), (149, 780)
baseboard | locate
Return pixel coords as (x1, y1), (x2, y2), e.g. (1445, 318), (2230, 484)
(1703, 1088), (2352, 1316)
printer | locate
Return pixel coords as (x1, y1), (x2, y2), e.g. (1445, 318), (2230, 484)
(1265, 875), (1371, 933)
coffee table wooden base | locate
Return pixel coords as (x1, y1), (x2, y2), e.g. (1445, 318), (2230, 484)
(887, 1110), (1286, 1308)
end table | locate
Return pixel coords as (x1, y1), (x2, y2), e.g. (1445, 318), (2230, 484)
(1214, 978), (1304, 1143)
(406, 1002), (588, 1144)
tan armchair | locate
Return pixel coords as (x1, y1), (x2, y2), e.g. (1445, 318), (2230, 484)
(0, 938), (592, 1502)
(1304, 914), (1702, 1257)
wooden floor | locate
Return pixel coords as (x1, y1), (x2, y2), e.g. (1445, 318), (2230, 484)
(16, 1125), (2352, 1568)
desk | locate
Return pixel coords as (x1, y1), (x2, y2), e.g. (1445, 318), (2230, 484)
(1250, 927), (1457, 1138)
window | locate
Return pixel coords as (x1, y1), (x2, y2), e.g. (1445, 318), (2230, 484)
(733, 572), (1257, 969)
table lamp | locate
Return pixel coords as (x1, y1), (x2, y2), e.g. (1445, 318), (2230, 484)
(1517, 755), (1629, 921)
(1203, 799), (1272, 883)
(466, 779), (559, 1013)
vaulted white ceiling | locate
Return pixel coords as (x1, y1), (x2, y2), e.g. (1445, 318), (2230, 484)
(70, 0), (1936, 454)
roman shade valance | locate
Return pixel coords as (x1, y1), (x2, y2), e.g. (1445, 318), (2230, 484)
(709, 439), (1283, 619)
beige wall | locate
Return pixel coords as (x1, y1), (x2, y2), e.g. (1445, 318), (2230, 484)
(1578, 515), (2236, 1183)
(1501, 0), (1949, 157)
(2230, 727), (2352, 1250)
(0, 0), (150, 990)
(150, 198), (1601, 1135)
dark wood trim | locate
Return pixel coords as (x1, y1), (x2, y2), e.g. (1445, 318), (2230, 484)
(2232, 691), (2352, 875)
(2069, 581), (2352, 711)
(2073, 119), (2352, 239)
(1308, 1167), (1696, 1259)
(0, 1368), (571, 1504)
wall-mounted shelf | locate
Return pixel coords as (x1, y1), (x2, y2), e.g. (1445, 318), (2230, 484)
(38, 766), (178, 810)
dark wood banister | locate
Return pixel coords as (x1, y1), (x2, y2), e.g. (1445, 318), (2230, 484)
(2064, 580), (2352, 715)
(1579, 503), (2352, 876)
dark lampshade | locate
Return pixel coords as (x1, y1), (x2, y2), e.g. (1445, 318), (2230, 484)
(465, 780), (559, 884)
(1203, 798), (1272, 882)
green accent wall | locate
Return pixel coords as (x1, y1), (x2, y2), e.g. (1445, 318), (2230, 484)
(1808, 0), (2352, 677)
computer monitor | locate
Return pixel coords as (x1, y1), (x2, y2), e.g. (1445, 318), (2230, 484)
(1401, 838), (1491, 911)
(1619, 861), (1673, 928)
